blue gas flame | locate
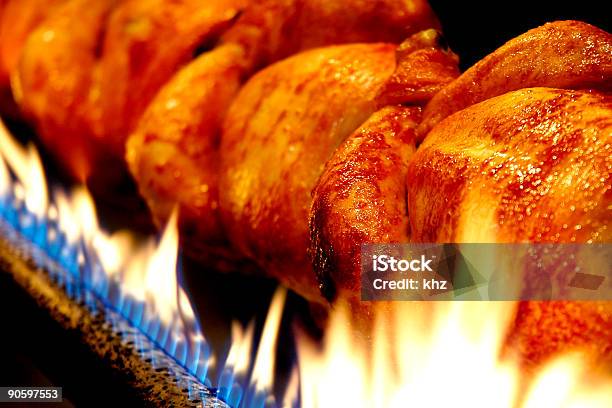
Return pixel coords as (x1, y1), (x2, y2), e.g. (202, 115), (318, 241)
(0, 121), (294, 408)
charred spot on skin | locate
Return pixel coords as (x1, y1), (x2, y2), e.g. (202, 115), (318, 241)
(309, 209), (338, 303)
(93, 18), (109, 59)
(192, 10), (244, 59)
(192, 37), (219, 59)
(317, 257), (338, 303)
(434, 32), (450, 52)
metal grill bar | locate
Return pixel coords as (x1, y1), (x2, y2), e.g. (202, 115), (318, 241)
(0, 220), (230, 408)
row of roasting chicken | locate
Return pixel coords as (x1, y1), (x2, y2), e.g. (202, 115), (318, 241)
(0, 0), (610, 366)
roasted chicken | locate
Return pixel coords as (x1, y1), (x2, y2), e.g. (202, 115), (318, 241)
(418, 20), (612, 138)
(0, 0), (610, 367)
(0, 0), (439, 220)
(219, 33), (457, 300)
(310, 21), (611, 364)
(8, 0), (249, 199)
(0, 0), (441, 264)
(0, 0), (66, 118)
(125, 0), (439, 262)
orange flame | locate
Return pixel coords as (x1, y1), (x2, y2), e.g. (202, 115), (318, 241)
(0, 117), (200, 347)
(1, 119), (610, 407)
(251, 288), (287, 394)
(1, 118), (289, 400)
(0, 120), (47, 216)
(291, 302), (611, 407)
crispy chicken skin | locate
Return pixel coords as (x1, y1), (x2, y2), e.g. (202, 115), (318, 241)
(508, 301), (611, 368)
(309, 30), (459, 303)
(221, 0), (439, 70)
(4, 0), (439, 184)
(310, 22), (611, 364)
(219, 43), (398, 302)
(96, 0), (248, 154)
(419, 21), (612, 139)
(220, 30), (457, 301)
(407, 87), (612, 365)
(309, 106), (419, 302)
(126, 44), (247, 267)
(12, 0), (247, 184)
(0, 0), (66, 117)
(125, 0), (440, 263)
(409, 88), (611, 244)
(13, 0), (118, 181)
(0, 0), (66, 84)
(2, 1), (610, 368)
(375, 30), (459, 107)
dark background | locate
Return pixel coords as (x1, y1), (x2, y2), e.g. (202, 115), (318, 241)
(430, 0), (610, 69)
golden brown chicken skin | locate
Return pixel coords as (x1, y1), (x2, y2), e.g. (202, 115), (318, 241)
(221, 0), (439, 70)
(12, 0), (247, 187)
(219, 28), (458, 300)
(507, 301), (611, 369)
(408, 88), (611, 366)
(219, 43), (399, 302)
(309, 19), (611, 365)
(96, 0), (249, 155)
(125, 0), (440, 264)
(126, 44), (247, 267)
(419, 20), (612, 139)
(13, 0), (118, 181)
(375, 29), (459, 107)
(0, 0), (66, 117)
(408, 88), (611, 244)
(309, 30), (459, 304)
(309, 106), (419, 302)
(0, 0), (66, 85)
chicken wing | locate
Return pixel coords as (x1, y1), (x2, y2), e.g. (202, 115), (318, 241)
(309, 29), (458, 304)
(309, 106), (419, 302)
